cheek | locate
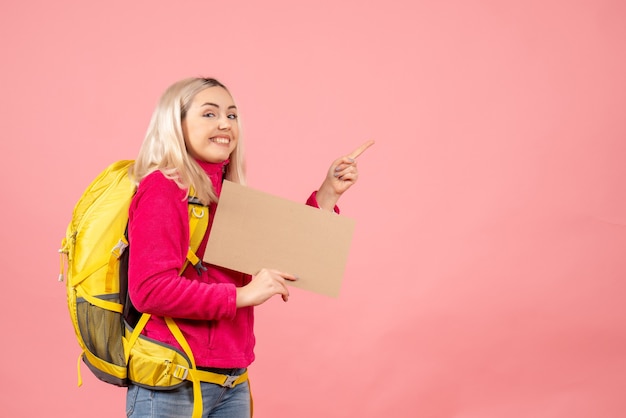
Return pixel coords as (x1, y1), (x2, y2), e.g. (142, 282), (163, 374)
(188, 129), (209, 152)
(230, 128), (240, 144)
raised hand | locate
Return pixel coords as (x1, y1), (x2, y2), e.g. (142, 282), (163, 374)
(316, 140), (375, 211)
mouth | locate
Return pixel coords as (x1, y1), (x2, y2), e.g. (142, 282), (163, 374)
(210, 136), (231, 145)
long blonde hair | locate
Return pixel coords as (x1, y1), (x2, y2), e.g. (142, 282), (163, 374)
(132, 77), (246, 205)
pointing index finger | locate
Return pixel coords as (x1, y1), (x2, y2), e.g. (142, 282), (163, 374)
(348, 140), (375, 160)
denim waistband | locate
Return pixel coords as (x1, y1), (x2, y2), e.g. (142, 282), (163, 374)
(196, 367), (247, 376)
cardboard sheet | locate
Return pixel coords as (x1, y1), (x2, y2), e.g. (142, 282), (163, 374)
(204, 181), (356, 298)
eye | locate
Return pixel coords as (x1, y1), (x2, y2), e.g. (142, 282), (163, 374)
(202, 112), (216, 118)
(228, 114), (238, 120)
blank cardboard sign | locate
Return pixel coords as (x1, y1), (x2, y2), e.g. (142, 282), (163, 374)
(204, 181), (356, 298)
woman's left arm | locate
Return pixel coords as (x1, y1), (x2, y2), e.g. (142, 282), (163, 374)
(314, 140), (375, 211)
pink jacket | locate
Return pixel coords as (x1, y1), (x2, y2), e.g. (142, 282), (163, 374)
(127, 159), (328, 368)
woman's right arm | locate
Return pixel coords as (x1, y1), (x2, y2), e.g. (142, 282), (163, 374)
(127, 172), (237, 321)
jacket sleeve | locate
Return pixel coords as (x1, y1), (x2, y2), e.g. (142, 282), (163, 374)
(306, 191), (340, 214)
(127, 172), (237, 321)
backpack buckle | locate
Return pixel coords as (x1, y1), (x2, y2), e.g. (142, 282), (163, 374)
(171, 364), (189, 381)
(223, 375), (238, 388)
(111, 238), (129, 258)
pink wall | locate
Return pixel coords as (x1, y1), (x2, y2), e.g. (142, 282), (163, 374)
(1, 1), (625, 416)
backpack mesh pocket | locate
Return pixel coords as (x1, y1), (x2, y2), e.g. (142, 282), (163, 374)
(76, 294), (125, 367)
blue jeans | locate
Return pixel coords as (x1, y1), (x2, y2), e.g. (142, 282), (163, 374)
(126, 370), (251, 418)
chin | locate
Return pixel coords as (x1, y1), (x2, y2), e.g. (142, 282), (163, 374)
(202, 152), (231, 163)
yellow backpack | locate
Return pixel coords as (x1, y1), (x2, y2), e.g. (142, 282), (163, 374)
(59, 160), (249, 418)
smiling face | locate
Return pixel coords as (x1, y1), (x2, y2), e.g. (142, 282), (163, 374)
(182, 86), (239, 164)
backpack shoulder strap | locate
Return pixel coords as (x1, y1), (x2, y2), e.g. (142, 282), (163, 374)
(184, 188), (209, 275)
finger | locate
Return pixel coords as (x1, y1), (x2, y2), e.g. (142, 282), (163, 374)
(337, 172), (357, 182)
(335, 164), (357, 174)
(280, 281), (290, 302)
(270, 269), (298, 282)
(335, 157), (358, 170)
(348, 140), (375, 160)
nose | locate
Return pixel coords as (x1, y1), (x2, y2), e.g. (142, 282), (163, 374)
(218, 115), (232, 130)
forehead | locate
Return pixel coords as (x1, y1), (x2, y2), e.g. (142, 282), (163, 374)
(191, 86), (235, 107)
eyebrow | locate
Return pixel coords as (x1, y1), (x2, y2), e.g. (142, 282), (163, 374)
(200, 102), (237, 110)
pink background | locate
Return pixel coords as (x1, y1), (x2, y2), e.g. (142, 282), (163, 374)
(2, 1), (625, 417)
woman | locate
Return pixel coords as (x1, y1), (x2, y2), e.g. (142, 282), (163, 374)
(126, 77), (371, 417)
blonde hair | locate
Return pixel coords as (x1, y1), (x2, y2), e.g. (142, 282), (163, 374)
(132, 77), (246, 205)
